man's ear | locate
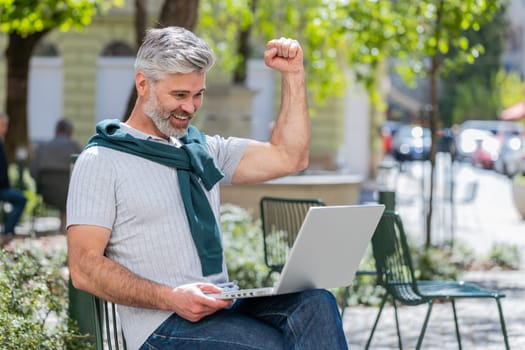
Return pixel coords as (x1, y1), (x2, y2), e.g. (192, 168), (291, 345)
(135, 71), (149, 97)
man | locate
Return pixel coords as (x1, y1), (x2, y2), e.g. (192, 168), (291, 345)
(67, 27), (347, 350)
(30, 118), (82, 232)
(0, 112), (27, 247)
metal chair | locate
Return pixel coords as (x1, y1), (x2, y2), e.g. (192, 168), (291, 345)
(35, 169), (70, 211)
(259, 196), (325, 285)
(91, 295), (127, 350)
(366, 210), (509, 350)
(33, 168), (70, 233)
(69, 279), (127, 350)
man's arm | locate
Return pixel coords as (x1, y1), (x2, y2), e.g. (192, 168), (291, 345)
(232, 37), (310, 184)
(67, 224), (232, 322)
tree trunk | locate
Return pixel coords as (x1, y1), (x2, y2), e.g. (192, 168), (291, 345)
(135, 0), (147, 42)
(232, 26), (251, 84)
(5, 31), (47, 162)
(425, 61), (439, 248)
(122, 0), (200, 121)
(232, 0), (258, 85)
(424, 0), (445, 248)
(157, 0), (199, 29)
(122, 0), (148, 122)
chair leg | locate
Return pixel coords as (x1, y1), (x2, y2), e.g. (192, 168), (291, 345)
(392, 299), (403, 349)
(451, 299), (462, 350)
(263, 269), (278, 287)
(365, 293), (389, 350)
(416, 300), (434, 350)
(495, 298), (510, 350)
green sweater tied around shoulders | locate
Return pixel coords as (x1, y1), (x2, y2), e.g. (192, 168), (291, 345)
(85, 119), (225, 276)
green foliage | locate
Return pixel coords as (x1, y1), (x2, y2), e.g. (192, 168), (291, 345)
(450, 76), (500, 124)
(339, 0), (505, 84)
(199, 0), (349, 104)
(220, 204), (269, 289)
(0, 245), (92, 349)
(337, 275), (385, 307)
(335, 246), (385, 307)
(199, 1), (253, 75)
(0, 0), (123, 36)
(440, 7), (508, 126)
(497, 69), (525, 110)
(8, 162), (35, 193)
(8, 163), (44, 223)
(413, 245), (463, 280)
(486, 243), (522, 270)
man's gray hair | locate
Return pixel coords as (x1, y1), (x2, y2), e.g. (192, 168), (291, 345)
(135, 26), (216, 82)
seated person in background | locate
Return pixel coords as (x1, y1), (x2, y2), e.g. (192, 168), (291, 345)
(67, 26), (348, 350)
(0, 112), (27, 247)
(30, 118), (82, 233)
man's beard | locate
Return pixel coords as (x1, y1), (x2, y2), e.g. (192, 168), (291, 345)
(143, 90), (189, 138)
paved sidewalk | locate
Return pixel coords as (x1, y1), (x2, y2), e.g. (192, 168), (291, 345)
(344, 161), (525, 349)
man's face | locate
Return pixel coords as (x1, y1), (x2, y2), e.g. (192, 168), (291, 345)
(143, 72), (206, 138)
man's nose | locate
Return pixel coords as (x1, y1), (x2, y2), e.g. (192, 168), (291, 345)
(180, 102), (196, 114)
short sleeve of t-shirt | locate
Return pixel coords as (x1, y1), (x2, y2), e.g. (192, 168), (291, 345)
(205, 134), (249, 184)
(67, 148), (118, 230)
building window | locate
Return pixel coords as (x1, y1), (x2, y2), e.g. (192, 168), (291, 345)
(100, 41), (134, 57)
(33, 41), (59, 57)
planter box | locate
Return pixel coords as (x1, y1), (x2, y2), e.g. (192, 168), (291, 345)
(199, 85), (256, 138)
(220, 174), (363, 219)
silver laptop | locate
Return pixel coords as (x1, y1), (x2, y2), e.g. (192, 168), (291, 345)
(208, 204), (385, 299)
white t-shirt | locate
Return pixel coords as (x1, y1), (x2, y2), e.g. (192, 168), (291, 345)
(67, 123), (249, 349)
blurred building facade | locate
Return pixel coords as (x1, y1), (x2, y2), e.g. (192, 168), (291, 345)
(0, 1), (374, 177)
(503, 0), (525, 77)
(3, 1), (523, 177)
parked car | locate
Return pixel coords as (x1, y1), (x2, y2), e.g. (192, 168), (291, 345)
(380, 120), (403, 155)
(462, 130), (501, 170)
(494, 135), (525, 177)
(456, 120), (522, 162)
(391, 125), (431, 162)
(470, 135), (500, 169)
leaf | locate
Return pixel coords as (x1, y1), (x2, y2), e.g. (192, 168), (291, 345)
(0, 0), (122, 36)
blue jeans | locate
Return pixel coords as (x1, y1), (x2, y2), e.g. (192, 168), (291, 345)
(0, 187), (27, 234)
(140, 289), (348, 350)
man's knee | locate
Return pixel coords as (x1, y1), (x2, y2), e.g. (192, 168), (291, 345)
(301, 289), (339, 310)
